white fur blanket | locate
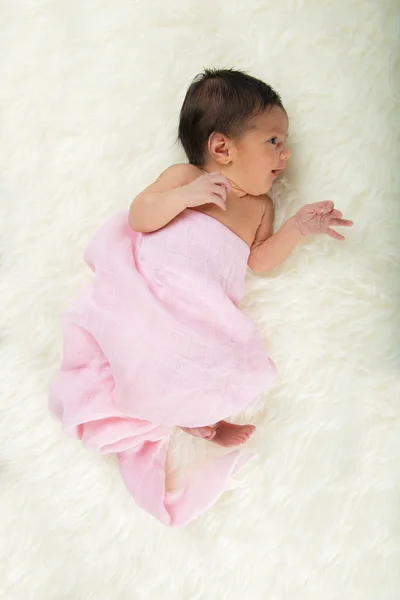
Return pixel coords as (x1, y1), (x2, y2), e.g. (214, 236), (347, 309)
(0, 1), (399, 598)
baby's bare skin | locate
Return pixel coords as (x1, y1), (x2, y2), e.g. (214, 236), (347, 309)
(177, 164), (271, 248)
(181, 422), (256, 447)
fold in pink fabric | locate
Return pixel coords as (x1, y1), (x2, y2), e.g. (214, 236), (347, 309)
(49, 209), (277, 526)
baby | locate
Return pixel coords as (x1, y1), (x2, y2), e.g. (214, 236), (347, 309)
(49, 68), (353, 526)
(128, 68), (353, 448)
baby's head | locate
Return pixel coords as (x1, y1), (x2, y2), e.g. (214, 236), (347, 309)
(178, 68), (290, 196)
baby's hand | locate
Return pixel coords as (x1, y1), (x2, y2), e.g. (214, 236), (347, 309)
(181, 172), (231, 211)
(295, 201), (353, 240)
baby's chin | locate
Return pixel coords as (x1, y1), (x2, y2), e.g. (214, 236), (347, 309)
(264, 170), (284, 192)
(262, 180), (273, 195)
(256, 172), (279, 195)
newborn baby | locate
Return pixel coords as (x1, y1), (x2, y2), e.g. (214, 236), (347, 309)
(49, 68), (353, 526)
(128, 68), (353, 447)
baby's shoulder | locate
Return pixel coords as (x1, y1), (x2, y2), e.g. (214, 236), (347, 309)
(156, 163), (202, 187)
(140, 163), (202, 196)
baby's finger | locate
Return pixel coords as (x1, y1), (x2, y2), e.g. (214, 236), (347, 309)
(208, 172), (231, 192)
(329, 218), (354, 227)
(318, 201), (334, 213)
(210, 186), (227, 210)
(331, 209), (343, 218)
(211, 193), (227, 211)
(327, 227), (345, 241)
(211, 182), (227, 200)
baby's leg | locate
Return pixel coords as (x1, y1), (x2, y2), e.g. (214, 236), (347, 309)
(180, 421), (255, 447)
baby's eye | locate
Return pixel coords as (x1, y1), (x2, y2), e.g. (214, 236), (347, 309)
(268, 137), (278, 145)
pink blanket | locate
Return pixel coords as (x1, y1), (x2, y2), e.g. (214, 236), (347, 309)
(49, 208), (277, 526)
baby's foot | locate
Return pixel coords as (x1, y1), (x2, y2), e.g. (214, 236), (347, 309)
(180, 426), (216, 440)
(211, 421), (255, 447)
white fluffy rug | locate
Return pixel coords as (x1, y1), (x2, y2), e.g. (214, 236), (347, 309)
(1, 1), (399, 598)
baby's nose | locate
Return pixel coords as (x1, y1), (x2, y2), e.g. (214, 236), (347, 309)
(281, 145), (291, 160)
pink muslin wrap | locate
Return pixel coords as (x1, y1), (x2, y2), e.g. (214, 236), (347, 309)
(49, 208), (277, 526)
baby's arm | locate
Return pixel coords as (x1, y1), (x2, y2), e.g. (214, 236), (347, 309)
(128, 164), (198, 233)
(248, 198), (303, 272)
(129, 166), (230, 233)
(248, 199), (353, 273)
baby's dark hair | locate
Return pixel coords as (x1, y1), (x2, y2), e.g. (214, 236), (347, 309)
(178, 68), (284, 166)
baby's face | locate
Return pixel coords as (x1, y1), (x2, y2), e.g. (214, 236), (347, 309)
(232, 106), (290, 196)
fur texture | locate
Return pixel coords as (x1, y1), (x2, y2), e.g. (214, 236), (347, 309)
(0, 1), (399, 598)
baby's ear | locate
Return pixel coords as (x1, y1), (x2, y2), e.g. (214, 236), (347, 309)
(207, 132), (232, 165)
